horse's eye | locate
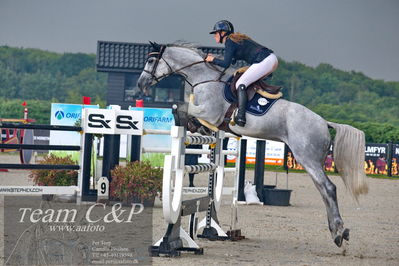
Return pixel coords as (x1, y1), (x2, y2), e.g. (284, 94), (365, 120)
(148, 58), (155, 64)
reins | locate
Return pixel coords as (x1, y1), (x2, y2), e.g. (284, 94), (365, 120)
(144, 45), (229, 92)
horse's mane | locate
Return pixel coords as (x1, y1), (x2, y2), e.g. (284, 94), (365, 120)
(167, 40), (234, 76)
(168, 41), (206, 57)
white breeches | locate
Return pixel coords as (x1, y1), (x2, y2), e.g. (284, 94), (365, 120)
(236, 53), (278, 89)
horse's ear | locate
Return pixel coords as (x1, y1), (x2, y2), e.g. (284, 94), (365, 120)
(149, 41), (161, 51)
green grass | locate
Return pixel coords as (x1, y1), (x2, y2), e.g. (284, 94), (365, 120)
(142, 153), (167, 167)
(232, 163), (399, 180)
(54, 153), (399, 180)
(49, 151), (80, 162)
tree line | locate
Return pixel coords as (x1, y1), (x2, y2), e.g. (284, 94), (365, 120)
(0, 45), (398, 143)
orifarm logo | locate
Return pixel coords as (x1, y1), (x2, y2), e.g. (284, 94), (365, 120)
(54, 110), (81, 120)
(54, 110), (65, 120)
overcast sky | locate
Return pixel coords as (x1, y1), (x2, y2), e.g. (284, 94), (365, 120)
(0, 0), (398, 81)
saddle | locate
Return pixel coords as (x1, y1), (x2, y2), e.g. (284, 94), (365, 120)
(230, 66), (283, 101)
(187, 67), (283, 136)
(214, 67), (283, 133)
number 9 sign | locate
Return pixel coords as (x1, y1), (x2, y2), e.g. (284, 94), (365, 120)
(97, 176), (109, 199)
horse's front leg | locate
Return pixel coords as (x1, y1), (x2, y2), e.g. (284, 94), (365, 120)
(175, 102), (210, 135)
(187, 101), (204, 117)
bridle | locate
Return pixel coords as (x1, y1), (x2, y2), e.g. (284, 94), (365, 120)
(142, 45), (228, 91)
(143, 45), (166, 84)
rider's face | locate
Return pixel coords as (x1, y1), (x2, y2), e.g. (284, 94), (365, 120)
(214, 31), (226, 43)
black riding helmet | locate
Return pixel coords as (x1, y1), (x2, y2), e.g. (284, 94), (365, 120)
(209, 20), (234, 35)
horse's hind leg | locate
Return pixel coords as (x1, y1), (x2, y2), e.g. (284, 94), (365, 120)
(291, 145), (349, 247)
(304, 165), (350, 247)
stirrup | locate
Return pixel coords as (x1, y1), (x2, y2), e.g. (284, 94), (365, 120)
(234, 115), (246, 127)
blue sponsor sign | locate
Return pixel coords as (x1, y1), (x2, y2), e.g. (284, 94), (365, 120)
(50, 103), (98, 147)
(129, 107), (174, 149)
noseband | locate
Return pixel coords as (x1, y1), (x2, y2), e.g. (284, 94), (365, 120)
(143, 45), (227, 90)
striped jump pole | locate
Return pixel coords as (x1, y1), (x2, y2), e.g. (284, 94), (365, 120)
(151, 125), (231, 256)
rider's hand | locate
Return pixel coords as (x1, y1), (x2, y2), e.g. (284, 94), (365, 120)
(205, 54), (215, 62)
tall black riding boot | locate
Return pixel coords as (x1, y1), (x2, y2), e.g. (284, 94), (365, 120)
(234, 84), (247, 127)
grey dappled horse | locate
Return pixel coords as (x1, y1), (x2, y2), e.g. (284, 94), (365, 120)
(137, 42), (368, 247)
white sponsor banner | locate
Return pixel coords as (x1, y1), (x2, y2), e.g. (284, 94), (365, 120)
(226, 137), (285, 165)
(0, 186), (78, 195)
(174, 187), (235, 195)
(83, 109), (143, 135)
(83, 109), (115, 135)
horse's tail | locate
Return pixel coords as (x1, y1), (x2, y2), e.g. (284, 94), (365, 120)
(327, 121), (369, 200)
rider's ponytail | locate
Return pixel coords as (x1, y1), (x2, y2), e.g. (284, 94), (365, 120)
(228, 33), (251, 43)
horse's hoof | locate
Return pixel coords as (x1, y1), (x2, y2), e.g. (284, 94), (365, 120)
(334, 229), (349, 247)
(334, 235), (343, 247)
(342, 228), (350, 241)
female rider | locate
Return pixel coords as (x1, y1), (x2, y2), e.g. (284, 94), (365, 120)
(205, 20), (278, 127)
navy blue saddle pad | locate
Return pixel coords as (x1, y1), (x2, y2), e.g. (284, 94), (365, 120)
(223, 76), (280, 116)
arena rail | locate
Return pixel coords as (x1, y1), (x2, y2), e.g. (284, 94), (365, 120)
(0, 122), (91, 200)
(0, 107), (145, 203)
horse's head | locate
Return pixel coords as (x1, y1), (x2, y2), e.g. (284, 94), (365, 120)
(137, 41), (171, 91)
(137, 41), (209, 92)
